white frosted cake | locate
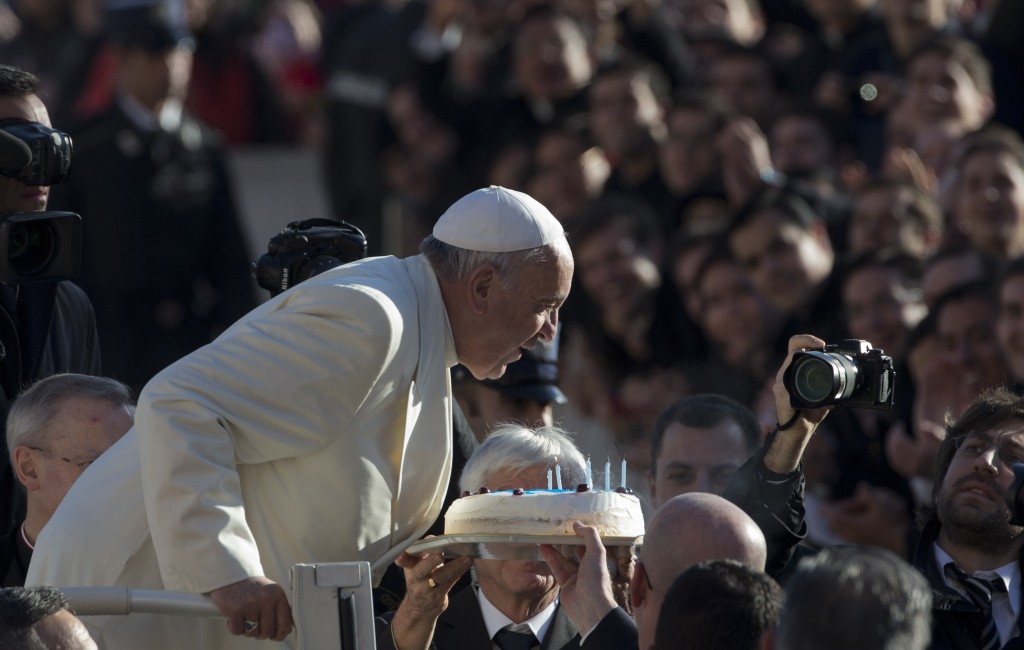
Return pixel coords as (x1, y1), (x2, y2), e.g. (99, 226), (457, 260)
(444, 488), (645, 537)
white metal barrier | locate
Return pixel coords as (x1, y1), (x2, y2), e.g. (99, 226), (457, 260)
(60, 562), (378, 650)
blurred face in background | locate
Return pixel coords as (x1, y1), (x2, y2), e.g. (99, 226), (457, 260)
(698, 257), (780, 366)
(115, 44), (194, 112)
(997, 273), (1024, 382)
(843, 265), (924, 362)
(527, 129), (608, 222)
(588, 70), (664, 159)
(513, 13), (592, 103)
(770, 115), (835, 177)
(728, 209), (833, 315)
(577, 218), (661, 319)
(937, 294), (1006, 400)
(903, 52), (991, 131)
(955, 149), (1024, 260)
(659, 105), (720, 195)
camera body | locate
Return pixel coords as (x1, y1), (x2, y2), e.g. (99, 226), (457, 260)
(0, 118), (73, 186)
(0, 211), (81, 285)
(783, 339), (895, 411)
(253, 218), (367, 297)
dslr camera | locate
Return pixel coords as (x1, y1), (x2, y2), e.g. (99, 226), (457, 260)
(253, 218), (367, 297)
(782, 339), (895, 411)
(0, 119), (80, 285)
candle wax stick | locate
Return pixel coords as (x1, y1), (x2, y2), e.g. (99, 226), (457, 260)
(556, 464), (563, 490)
(547, 468), (552, 490)
(621, 458), (627, 488)
(605, 460), (611, 492)
(585, 457), (592, 487)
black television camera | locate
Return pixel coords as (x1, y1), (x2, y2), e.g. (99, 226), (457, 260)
(0, 119), (80, 285)
(0, 118), (72, 187)
(252, 218), (367, 297)
(782, 339), (895, 411)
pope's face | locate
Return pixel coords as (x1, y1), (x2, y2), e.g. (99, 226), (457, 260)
(461, 246), (573, 381)
(0, 93), (51, 212)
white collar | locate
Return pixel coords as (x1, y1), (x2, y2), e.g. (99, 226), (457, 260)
(476, 585), (557, 643)
(933, 542), (1020, 611)
(117, 93), (183, 134)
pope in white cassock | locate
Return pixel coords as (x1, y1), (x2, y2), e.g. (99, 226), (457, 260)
(26, 186), (574, 649)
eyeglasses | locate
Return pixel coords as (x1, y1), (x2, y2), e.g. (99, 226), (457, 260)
(633, 553), (654, 591)
(29, 446), (99, 471)
(953, 434), (1024, 468)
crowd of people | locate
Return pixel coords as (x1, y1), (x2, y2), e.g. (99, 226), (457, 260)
(0, 0), (1023, 647)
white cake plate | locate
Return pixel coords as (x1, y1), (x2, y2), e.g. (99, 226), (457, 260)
(405, 534), (644, 561)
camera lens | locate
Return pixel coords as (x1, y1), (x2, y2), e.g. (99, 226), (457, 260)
(790, 358), (839, 405)
(787, 351), (860, 408)
(791, 357), (837, 404)
(8, 220), (56, 277)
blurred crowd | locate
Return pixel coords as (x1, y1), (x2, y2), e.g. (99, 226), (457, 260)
(3, 0), (1024, 580)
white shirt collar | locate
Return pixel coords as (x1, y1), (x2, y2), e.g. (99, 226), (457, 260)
(117, 93), (183, 133)
(934, 542), (1021, 644)
(476, 585), (557, 644)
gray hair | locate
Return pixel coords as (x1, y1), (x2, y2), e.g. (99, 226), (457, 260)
(420, 235), (562, 289)
(775, 545), (932, 650)
(6, 374), (134, 463)
(459, 423), (587, 493)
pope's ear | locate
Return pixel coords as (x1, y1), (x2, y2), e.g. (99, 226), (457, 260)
(13, 446), (40, 491)
(467, 264), (497, 314)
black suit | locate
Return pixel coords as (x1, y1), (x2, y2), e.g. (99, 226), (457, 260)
(376, 586), (582, 650)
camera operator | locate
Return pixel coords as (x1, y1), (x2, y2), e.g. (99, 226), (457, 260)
(0, 65), (100, 544)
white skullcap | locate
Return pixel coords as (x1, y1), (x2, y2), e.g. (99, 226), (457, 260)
(432, 186), (564, 252)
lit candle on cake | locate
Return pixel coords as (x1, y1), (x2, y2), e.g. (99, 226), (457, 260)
(604, 459), (611, 491)
(585, 457), (592, 487)
(621, 458), (627, 488)
(556, 464), (563, 490)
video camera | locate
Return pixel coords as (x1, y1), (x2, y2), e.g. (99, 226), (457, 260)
(0, 118), (73, 187)
(252, 218), (367, 297)
(782, 339), (895, 411)
(0, 119), (80, 285)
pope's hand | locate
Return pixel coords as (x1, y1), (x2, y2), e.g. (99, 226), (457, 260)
(208, 576), (294, 641)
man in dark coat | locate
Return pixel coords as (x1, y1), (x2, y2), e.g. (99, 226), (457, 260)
(48, 0), (256, 393)
(912, 386), (1024, 649)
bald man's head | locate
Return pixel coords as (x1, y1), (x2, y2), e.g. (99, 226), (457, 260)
(632, 493), (767, 649)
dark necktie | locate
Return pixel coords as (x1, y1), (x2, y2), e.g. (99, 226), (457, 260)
(494, 627), (537, 650)
(945, 563), (1006, 650)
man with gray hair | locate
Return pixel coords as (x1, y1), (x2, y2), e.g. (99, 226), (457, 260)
(1, 374), (133, 586)
(28, 186), (574, 649)
(379, 423), (592, 649)
(770, 545), (932, 650)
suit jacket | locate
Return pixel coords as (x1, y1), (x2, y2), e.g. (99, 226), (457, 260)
(913, 520), (1024, 650)
(28, 254), (456, 649)
(376, 586), (582, 650)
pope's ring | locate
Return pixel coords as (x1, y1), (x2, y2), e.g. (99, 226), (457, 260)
(427, 577), (438, 588)
(244, 620), (259, 633)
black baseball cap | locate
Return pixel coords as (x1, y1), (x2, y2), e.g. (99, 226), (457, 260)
(105, 0), (194, 52)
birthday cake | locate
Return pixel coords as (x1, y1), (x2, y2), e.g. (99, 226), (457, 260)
(444, 487), (645, 538)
